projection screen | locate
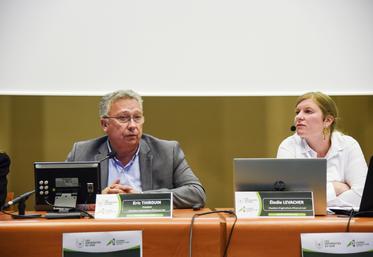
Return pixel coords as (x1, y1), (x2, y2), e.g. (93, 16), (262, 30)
(0, 0), (372, 96)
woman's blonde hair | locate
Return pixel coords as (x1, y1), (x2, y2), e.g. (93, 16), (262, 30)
(296, 92), (339, 133)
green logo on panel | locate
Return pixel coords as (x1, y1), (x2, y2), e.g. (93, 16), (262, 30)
(347, 240), (356, 247)
(107, 238), (116, 246)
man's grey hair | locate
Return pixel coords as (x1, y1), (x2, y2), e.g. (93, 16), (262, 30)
(99, 89), (143, 117)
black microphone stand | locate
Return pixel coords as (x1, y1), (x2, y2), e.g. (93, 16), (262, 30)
(12, 197), (41, 219)
(1, 193), (41, 219)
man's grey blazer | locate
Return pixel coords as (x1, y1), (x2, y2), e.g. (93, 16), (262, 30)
(66, 134), (206, 209)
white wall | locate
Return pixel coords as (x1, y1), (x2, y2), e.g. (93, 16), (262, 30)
(0, 0), (372, 96)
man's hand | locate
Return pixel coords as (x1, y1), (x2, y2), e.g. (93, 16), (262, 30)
(102, 179), (139, 194)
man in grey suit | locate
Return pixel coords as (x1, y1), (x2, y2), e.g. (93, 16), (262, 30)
(66, 89), (206, 209)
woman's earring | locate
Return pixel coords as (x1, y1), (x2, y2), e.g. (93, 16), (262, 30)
(322, 127), (328, 140)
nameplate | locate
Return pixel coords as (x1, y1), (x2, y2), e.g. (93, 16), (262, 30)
(301, 233), (373, 256)
(63, 230), (142, 257)
(235, 191), (314, 218)
(95, 193), (173, 219)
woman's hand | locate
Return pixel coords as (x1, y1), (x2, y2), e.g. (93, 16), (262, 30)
(332, 181), (350, 196)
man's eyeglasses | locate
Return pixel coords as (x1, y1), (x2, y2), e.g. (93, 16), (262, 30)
(103, 115), (144, 124)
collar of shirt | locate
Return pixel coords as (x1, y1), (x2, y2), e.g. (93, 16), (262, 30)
(106, 140), (140, 169)
(326, 132), (345, 159)
(113, 148), (139, 170)
(300, 138), (317, 157)
(298, 132), (345, 159)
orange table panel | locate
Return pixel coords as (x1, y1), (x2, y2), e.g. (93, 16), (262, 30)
(223, 213), (373, 257)
(0, 209), (224, 257)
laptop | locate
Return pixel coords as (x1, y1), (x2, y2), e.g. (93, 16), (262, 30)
(234, 158), (327, 215)
(329, 155), (373, 217)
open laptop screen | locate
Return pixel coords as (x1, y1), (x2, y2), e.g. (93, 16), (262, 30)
(357, 155), (373, 214)
(234, 158), (327, 215)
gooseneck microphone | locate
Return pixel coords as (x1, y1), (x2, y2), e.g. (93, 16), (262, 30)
(290, 125), (296, 132)
(99, 151), (116, 162)
(1, 190), (35, 210)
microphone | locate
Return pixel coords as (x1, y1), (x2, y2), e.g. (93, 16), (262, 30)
(98, 151), (116, 163)
(290, 125), (296, 132)
(1, 190), (35, 210)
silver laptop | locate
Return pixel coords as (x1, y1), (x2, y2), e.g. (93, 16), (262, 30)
(234, 158), (327, 215)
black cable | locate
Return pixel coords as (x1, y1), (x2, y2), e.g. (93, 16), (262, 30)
(189, 210), (237, 257)
(345, 210), (373, 232)
(44, 198), (94, 219)
(345, 208), (355, 232)
(1, 209), (42, 219)
(1, 209), (17, 217)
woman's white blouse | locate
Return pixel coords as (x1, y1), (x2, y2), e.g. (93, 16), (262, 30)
(277, 131), (368, 207)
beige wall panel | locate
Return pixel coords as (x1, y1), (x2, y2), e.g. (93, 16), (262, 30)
(7, 96), (44, 208)
(43, 96), (103, 162)
(0, 96), (11, 153)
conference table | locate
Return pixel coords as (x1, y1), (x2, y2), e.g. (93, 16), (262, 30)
(1, 209), (373, 257)
(0, 208), (224, 257)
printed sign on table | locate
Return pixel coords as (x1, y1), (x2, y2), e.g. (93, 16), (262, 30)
(63, 231), (142, 257)
(301, 233), (373, 257)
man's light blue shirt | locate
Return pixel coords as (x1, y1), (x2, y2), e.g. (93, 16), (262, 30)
(107, 142), (142, 192)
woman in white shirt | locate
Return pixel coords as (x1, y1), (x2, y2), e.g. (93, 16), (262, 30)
(277, 92), (367, 207)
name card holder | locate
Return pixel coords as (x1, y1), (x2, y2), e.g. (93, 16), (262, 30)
(95, 192), (173, 219)
(235, 191), (314, 218)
